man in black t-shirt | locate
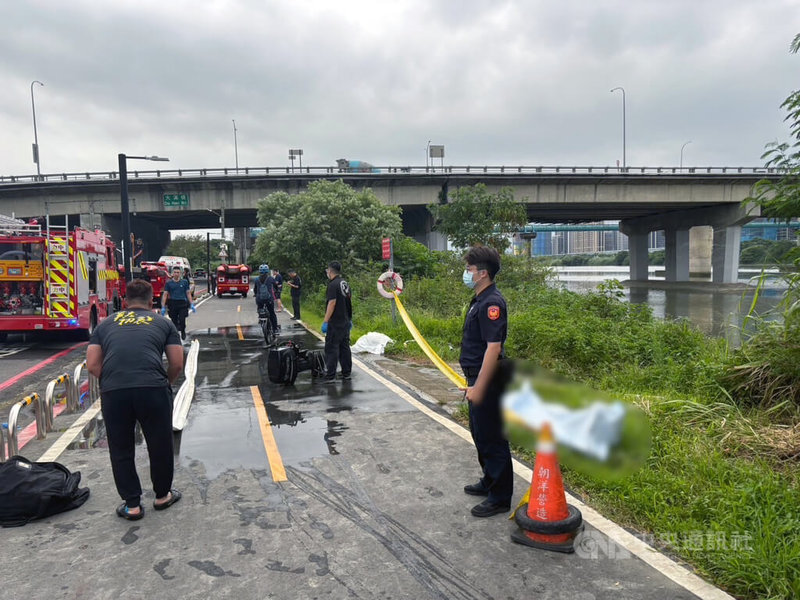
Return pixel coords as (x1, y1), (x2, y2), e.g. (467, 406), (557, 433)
(286, 268), (302, 320)
(321, 261), (352, 382)
(87, 279), (184, 521)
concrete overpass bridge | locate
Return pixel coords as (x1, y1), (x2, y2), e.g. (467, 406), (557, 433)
(0, 165), (776, 283)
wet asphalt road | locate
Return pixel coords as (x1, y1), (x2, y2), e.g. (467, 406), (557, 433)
(2, 297), (705, 600)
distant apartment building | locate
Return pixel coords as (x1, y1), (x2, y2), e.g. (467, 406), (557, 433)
(519, 219), (796, 257)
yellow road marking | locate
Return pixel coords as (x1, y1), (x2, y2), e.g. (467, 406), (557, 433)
(237, 305), (241, 313)
(236, 324), (244, 340)
(250, 386), (287, 482)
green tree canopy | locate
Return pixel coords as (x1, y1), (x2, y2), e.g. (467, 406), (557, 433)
(165, 234), (232, 272)
(428, 184), (527, 252)
(750, 33), (800, 219)
(250, 179), (403, 283)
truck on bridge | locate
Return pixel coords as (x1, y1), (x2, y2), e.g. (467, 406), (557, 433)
(0, 215), (122, 340)
(336, 159), (380, 173)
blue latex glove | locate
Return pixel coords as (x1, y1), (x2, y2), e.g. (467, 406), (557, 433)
(160, 306), (166, 316)
(349, 320), (353, 331)
(321, 322), (328, 334)
(190, 303), (196, 313)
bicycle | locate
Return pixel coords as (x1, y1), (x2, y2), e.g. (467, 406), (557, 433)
(258, 304), (277, 347)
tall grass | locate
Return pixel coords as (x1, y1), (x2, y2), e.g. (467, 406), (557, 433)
(299, 254), (799, 598)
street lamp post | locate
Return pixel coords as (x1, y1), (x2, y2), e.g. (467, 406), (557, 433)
(119, 154), (169, 281)
(30, 80), (44, 179)
(232, 119), (239, 171)
(610, 86), (626, 170)
(426, 140), (431, 169)
(680, 141), (692, 171)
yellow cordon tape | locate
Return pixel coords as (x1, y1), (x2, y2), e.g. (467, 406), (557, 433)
(391, 291), (466, 389)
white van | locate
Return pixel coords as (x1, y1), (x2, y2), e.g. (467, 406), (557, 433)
(158, 255), (191, 274)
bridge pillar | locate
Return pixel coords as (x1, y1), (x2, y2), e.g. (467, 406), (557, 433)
(233, 227), (249, 264)
(664, 229), (690, 282)
(621, 202), (759, 284)
(689, 227), (713, 278)
(627, 231), (650, 281)
(712, 225), (742, 283)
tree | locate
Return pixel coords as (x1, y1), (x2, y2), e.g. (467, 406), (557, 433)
(428, 184), (527, 252)
(750, 34), (800, 219)
(165, 234), (232, 272)
(250, 180), (403, 284)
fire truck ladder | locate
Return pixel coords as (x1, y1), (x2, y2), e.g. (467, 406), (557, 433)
(45, 225), (72, 318)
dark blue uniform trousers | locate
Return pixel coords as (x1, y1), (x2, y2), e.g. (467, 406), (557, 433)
(466, 371), (513, 506)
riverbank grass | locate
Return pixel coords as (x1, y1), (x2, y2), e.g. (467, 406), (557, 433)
(301, 256), (798, 599)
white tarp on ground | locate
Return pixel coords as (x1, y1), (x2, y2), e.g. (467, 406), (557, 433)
(351, 332), (394, 355)
(502, 379), (625, 461)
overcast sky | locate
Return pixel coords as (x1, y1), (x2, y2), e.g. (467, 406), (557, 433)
(1, 0), (799, 178)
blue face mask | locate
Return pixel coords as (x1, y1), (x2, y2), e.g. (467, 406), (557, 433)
(462, 269), (476, 289)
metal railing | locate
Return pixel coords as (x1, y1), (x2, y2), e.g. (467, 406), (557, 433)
(6, 393), (43, 457)
(43, 373), (70, 433)
(0, 164), (783, 185)
(2, 367), (102, 461)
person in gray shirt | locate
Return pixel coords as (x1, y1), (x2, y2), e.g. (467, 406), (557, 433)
(87, 279), (184, 520)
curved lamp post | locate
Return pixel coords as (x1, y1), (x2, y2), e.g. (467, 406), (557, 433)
(31, 80), (44, 179)
(610, 87), (626, 170)
(232, 119), (239, 171)
(680, 140), (692, 171)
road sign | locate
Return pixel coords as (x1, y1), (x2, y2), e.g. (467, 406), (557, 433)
(163, 193), (189, 207)
(382, 237), (392, 260)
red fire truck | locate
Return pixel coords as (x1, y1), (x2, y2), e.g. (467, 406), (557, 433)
(137, 261), (170, 307)
(0, 215), (122, 340)
(216, 264), (250, 298)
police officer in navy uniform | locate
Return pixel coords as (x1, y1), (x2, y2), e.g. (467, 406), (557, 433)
(459, 245), (513, 517)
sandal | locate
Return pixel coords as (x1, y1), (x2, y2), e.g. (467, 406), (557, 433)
(116, 503), (144, 521)
(153, 489), (182, 511)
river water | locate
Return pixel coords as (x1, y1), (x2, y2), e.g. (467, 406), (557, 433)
(552, 266), (787, 346)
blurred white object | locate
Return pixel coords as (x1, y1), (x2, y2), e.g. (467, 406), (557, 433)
(503, 380), (625, 461)
(351, 332), (394, 355)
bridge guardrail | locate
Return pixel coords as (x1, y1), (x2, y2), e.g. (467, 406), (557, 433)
(0, 165), (783, 184)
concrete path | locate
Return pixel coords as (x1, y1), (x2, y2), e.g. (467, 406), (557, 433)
(2, 298), (721, 599)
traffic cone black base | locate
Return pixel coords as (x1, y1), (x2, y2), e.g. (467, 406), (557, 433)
(510, 527), (580, 553)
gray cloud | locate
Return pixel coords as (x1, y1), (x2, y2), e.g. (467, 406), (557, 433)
(1, 0), (798, 176)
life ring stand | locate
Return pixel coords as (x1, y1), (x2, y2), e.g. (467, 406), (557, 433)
(377, 270), (404, 299)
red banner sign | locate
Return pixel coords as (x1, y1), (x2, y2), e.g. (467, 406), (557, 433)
(382, 237), (392, 260)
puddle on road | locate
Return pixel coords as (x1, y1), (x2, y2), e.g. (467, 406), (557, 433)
(58, 324), (409, 480)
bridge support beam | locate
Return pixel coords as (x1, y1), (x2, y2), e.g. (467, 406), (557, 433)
(620, 202), (759, 283)
(627, 232), (650, 281)
(712, 225), (742, 284)
(664, 229), (690, 282)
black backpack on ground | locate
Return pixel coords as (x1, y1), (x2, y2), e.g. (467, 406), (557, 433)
(0, 455), (90, 527)
(267, 342), (326, 385)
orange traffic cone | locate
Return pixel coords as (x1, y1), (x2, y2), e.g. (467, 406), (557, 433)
(511, 422), (583, 552)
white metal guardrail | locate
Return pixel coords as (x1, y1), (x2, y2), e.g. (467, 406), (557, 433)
(0, 165), (783, 184)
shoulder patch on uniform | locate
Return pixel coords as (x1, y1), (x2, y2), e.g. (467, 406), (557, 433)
(487, 305), (501, 320)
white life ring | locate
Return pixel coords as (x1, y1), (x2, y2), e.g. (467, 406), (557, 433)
(377, 270), (404, 299)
